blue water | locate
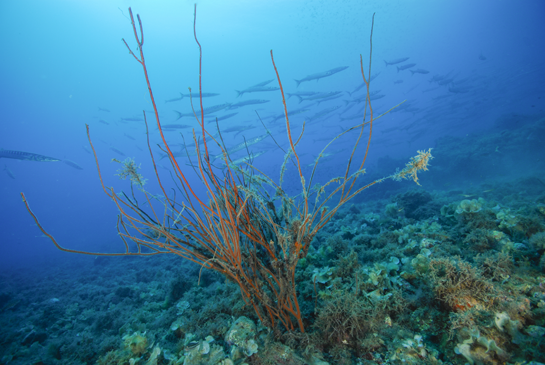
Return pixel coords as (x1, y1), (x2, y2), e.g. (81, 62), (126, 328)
(1, 1), (544, 363)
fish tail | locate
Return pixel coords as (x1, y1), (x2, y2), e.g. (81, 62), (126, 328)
(295, 95), (303, 104)
(179, 92), (184, 100)
(173, 110), (182, 120)
(384, 60), (389, 66)
(410, 70), (415, 76)
(397, 66), (400, 73)
(294, 79), (301, 88)
(235, 90), (242, 98)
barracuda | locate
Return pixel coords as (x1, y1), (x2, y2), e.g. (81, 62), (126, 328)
(0, 149), (60, 162)
(294, 66), (349, 87)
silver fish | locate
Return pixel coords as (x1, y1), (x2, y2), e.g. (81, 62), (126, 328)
(174, 103), (231, 120)
(225, 151), (266, 166)
(211, 134), (269, 161)
(250, 79), (275, 88)
(179, 92), (220, 99)
(235, 86), (279, 98)
(222, 125), (256, 136)
(437, 78), (454, 86)
(0, 149), (60, 162)
(3, 165), (15, 179)
(429, 74), (446, 83)
(227, 99), (270, 110)
(370, 94), (385, 100)
(296, 91), (343, 104)
(160, 124), (192, 130)
(109, 147), (126, 156)
(165, 94), (184, 103)
(384, 57), (410, 66)
(206, 112), (239, 124)
(294, 66), (349, 87)
(315, 94), (343, 105)
(159, 149), (199, 161)
(397, 63), (416, 72)
(410, 69), (430, 76)
(286, 91), (320, 99)
(307, 106), (341, 122)
(270, 107), (309, 122)
(63, 159), (83, 170)
(345, 92), (384, 105)
(346, 73), (380, 96)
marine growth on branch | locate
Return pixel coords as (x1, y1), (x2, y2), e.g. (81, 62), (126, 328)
(21, 6), (432, 333)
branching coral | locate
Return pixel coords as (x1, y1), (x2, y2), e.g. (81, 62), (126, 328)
(20, 6), (432, 336)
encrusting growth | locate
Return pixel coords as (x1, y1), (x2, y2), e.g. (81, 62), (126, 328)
(113, 158), (147, 189)
(393, 149), (433, 185)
